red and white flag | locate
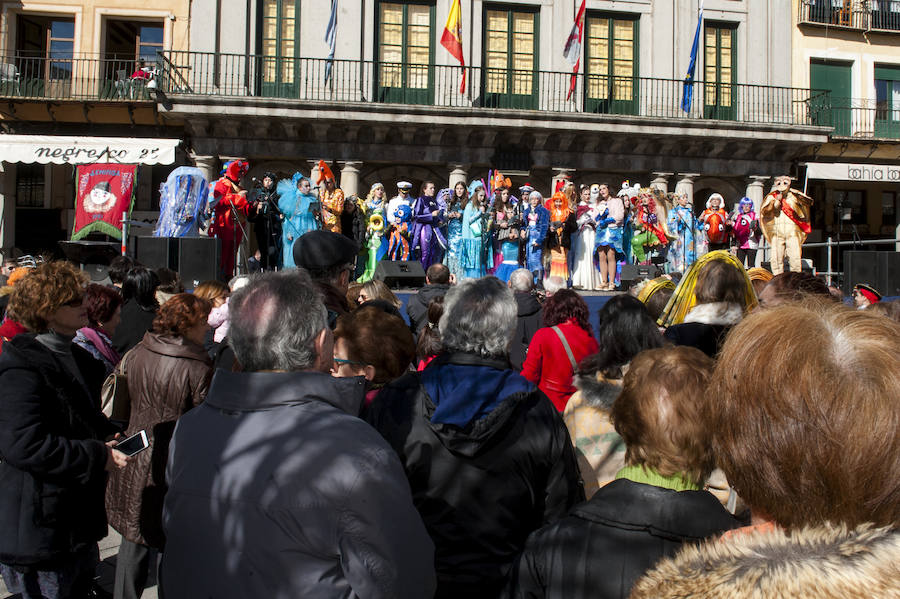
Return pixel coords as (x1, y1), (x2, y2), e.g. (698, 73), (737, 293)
(563, 0), (586, 101)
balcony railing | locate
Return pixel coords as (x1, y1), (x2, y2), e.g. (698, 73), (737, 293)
(819, 98), (900, 139)
(157, 51), (827, 128)
(0, 54), (156, 102)
(799, 0), (900, 32)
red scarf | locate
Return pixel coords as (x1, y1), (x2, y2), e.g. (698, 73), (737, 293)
(774, 192), (811, 234)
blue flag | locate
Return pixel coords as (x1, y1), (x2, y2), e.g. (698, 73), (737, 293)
(682, 2), (703, 113)
(324, 0), (337, 83)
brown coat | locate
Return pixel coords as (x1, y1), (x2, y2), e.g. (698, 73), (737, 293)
(106, 332), (212, 548)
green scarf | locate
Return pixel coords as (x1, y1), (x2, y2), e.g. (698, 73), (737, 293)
(615, 464), (701, 492)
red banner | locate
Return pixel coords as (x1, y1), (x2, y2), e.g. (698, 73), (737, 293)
(72, 163), (137, 240)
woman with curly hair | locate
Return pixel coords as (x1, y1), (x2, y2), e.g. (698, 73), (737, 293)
(0, 261), (127, 598)
(106, 293), (213, 599)
(521, 289), (598, 411)
(74, 283), (124, 376)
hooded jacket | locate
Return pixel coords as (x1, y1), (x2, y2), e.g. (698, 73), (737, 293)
(406, 283), (450, 335)
(364, 353), (585, 599)
(160, 369), (435, 599)
(510, 291), (543, 371)
(106, 332), (212, 548)
(0, 333), (117, 566)
(631, 523), (900, 599)
(505, 478), (740, 599)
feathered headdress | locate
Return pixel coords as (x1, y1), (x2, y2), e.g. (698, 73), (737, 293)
(224, 160), (249, 184)
(316, 160), (336, 185)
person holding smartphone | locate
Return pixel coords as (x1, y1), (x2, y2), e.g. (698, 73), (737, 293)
(0, 261), (128, 599)
(105, 293), (213, 599)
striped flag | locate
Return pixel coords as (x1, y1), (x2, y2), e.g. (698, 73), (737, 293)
(563, 0), (586, 101)
(682, 1), (704, 112)
(324, 0), (337, 84)
(440, 0), (466, 93)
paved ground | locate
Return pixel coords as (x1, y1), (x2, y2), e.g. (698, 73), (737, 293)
(0, 528), (158, 599)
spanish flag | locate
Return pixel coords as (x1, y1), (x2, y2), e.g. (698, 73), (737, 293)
(440, 0), (466, 93)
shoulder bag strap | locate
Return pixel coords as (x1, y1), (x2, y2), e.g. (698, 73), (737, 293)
(551, 325), (578, 371)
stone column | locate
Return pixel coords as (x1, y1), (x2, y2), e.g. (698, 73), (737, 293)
(339, 161), (362, 198)
(191, 154), (217, 187)
(0, 163), (14, 252)
(448, 164), (469, 189)
(650, 172), (673, 194)
(745, 175), (769, 215)
(674, 173), (700, 204)
(551, 167), (574, 194)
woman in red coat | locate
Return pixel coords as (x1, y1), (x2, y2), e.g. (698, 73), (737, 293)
(521, 289), (598, 411)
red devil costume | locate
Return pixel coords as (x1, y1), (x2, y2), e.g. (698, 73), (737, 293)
(210, 160), (250, 278)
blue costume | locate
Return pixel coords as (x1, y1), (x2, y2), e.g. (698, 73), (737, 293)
(443, 196), (465, 280)
(278, 173), (319, 269)
(667, 203), (705, 273)
(410, 192), (447, 271)
(460, 182), (487, 279)
(522, 202), (550, 283)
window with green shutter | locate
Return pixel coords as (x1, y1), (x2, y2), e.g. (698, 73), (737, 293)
(482, 6), (538, 109)
(584, 14), (638, 115)
(875, 64), (900, 139)
(259, 0), (299, 98)
(703, 23), (736, 120)
(376, 2), (435, 105)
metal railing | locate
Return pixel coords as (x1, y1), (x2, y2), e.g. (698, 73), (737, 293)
(0, 54), (157, 102)
(799, 0), (900, 31)
(157, 51), (828, 127)
(814, 97), (900, 139)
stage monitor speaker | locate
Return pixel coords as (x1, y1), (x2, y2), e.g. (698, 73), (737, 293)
(843, 251), (900, 297)
(619, 264), (661, 288)
(134, 236), (178, 271)
(374, 260), (426, 289)
(179, 237), (221, 287)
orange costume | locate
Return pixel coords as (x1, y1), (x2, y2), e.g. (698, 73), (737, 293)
(548, 192), (574, 279)
(210, 160), (250, 278)
(317, 160), (344, 234)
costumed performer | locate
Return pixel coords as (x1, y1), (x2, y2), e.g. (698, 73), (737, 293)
(522, 191), (549, 285)
(249, 171), (283, 271)
(387, 203), (412, 261)
(443, 181), (467, 281)
(492, 198), (522, 283)
(656, 250), (758, 328)
(630, 187), (671, 265)
(317, 160), (344, 234)
(759, 175), (813, 275)
(490, 187), (515, 274)
(155, 166), (208, 238)
(358, 183), (388, 282)
(571, 184), (602, 290)
(852, 283), (881, 310)
(730, 196), (760, 268)
(210, 160), (250, 279)
(387, 181), (413, 226)
(546, 191), (576, 281)
(667, 192), (705, 273)
(460, 180), (487, 279)
(410, 181), (447, 271)
(278, 172), (320, 269)
(594, 183), (626, 290)
(700, 193), (729, 252)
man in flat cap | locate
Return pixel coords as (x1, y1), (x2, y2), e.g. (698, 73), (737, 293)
(294, 230), (358, 325)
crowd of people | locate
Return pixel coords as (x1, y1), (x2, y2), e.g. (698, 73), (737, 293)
(212, 162), (816, 291)
(0, 228), (898, 599)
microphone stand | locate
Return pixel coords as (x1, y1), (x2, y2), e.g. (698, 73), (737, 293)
(224, 185), (251, 279)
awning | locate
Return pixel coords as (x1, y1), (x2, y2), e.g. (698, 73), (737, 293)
(0, 135), (179, 165)
(805, 162), (900, 183)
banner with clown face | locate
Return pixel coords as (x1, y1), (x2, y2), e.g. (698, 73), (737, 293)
(72, 163), (137, 240)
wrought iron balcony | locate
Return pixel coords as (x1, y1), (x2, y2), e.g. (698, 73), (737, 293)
(0, 54), (157, 102)
(156, 51), (829, 129)
(799, 0), (900, 32)
(819, 98), (900, 139)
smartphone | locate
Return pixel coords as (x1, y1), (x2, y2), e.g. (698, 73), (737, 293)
(114, 430), (149, 457)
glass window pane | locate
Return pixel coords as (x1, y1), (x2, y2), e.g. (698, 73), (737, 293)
(281, 0), (295, 20)
(282, 19), (294, 41)
(263, 0), (278, 18)
(138, 45), (160, 61)
(514, 12), (534, 34)
(409, 5), (430, 26)
(51, 20), (74, 40)
(49, 40), (73, 59)
(487, 11), (508, 32)
(513, 34), (533, 57)
(263, 18), (278, 41)
(139, 25), (164, 45)
(382, 4), (403, 25)
(381, 45), (402, 63)
(614, 20), (633, 40)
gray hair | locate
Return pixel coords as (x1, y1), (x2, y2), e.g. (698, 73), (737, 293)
(228, 269), (327, 371)
(439, 277), (516, 359)
(544, 276), (566, 295)
(529, 191), (543, 204)
(509, 268), (534, 292)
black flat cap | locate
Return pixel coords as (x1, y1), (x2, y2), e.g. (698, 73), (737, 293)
(294, 230), (358, 271)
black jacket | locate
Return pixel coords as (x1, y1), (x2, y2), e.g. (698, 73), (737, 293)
(112, 299), (159, 355)
(364, 353), (585, 599)
(510, 292), (543, 370)
(664, 323), (732, 358)
(0, 334), (117, 566)
(406, 283), (450, 335)
(504, 478), (740, 599)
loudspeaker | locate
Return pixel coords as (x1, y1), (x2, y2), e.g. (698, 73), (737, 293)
(179, 237), (222, 287)
(374, 260), (426, 288)
(844, 251), (900, 297)
(619, 264), (661, 288)
(134, 236), (178, 270)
